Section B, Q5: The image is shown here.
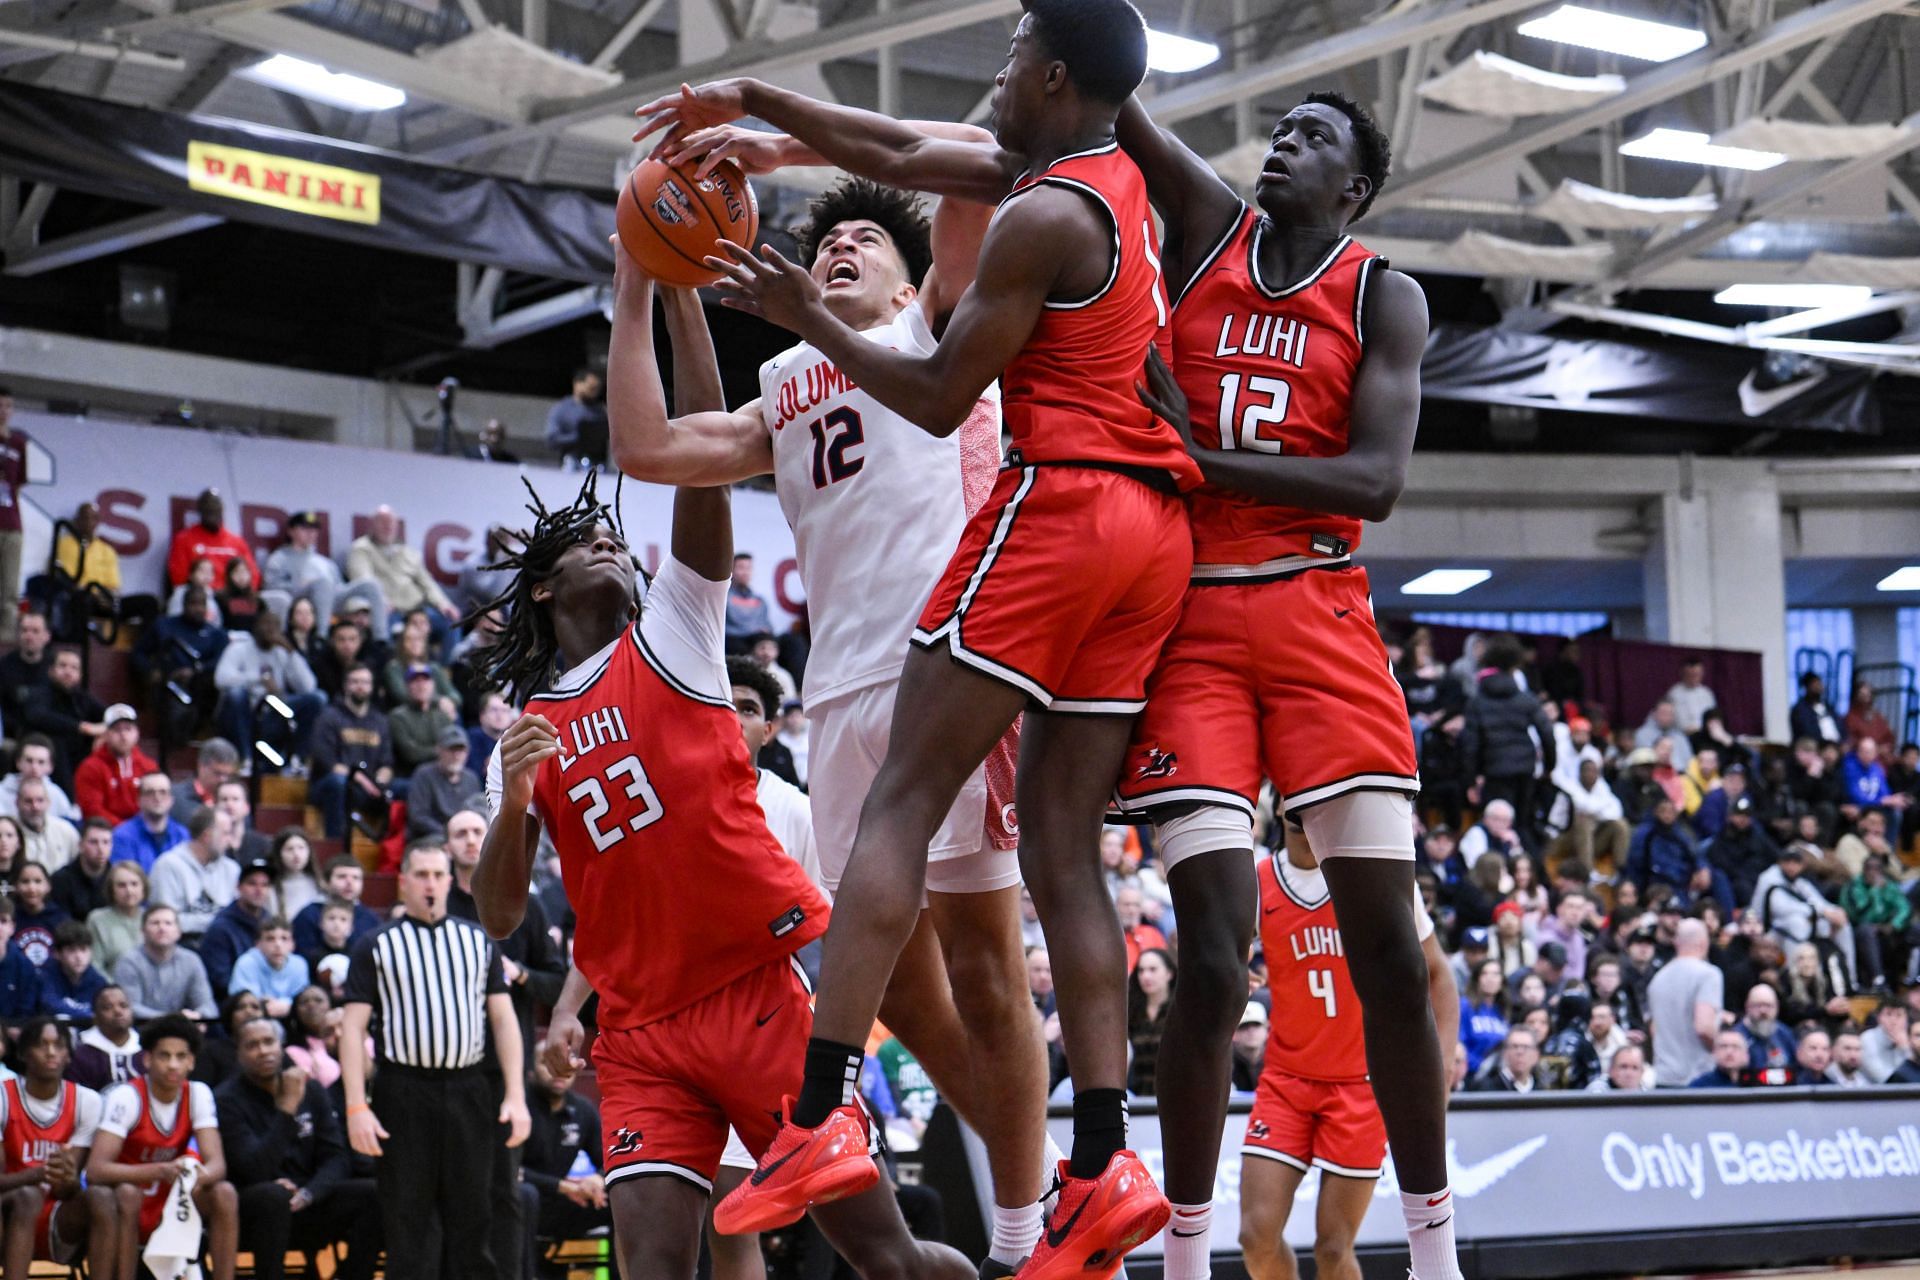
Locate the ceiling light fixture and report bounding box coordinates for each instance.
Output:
[1145,28,1221,74]
[1619,127,1785,170]
[240,54,406,112]
[1400,569,1493,596]
[1518,4,1707,62]
[1715,284,1875,308]
[1876,566,1920,592]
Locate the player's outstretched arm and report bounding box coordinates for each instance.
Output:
[706,189,1077,435]
[1115,96,1242,283]
[604,240,772,487]
[638,79,1018,205]
[1137,269,1427,521]
[475,714,558,939]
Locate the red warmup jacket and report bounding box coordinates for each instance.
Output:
[73,744,160,823]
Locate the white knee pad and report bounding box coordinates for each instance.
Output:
[1296,791,1415,863]
[1152,806,1255,872]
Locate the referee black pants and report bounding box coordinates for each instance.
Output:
[374,1065,498,1279]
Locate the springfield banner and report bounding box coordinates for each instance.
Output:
[13,414,806,625]
[960,1089,1920,1258]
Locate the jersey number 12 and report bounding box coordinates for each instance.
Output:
[1216,373,1291,453]
[566,754,664,852]
[809,407,865,489]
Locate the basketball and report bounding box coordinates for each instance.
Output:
[616,157,759,289]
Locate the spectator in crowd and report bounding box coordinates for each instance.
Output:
[1790,673,1843,746]
[313,623,370,701]
[22,646,107,789]
[382,610,459,713]
[169,739,239,826]
[228,917,310,1019]
[1116,886,1169,974]
[1418,823,1467,900]
[1534,889,1592,981]
[1860,997,1910,1082]
[1589,1042,1648,1093]
[1680,747,1723,817]
[166,488,257,589]
[36,919,108,1019]
[1417,713,1470,832]
[453,526,516,621]
[1489,900,1536,978]
[217,559,262,629]
[87,864,148,977]
[1125,947,1174,1098]
[0,392,28,645]
[1704,795,1780,907]
[1750,846,1849,961]
[283,597,325,674]
[347,507,459,644]
[1230,1000,1265,1091]
[389,667,459,778]
[1469,1027,1542,1092]
[1458,799,1523,866]
[1398,629,1464,745]
[1584,999,1632,1073]
[0,734,79,823]
[1688,1029,1751,1088]
[291,857,381,956]
[284,986,352,1088]
[1461,640,1555,840]
[0,611,53,736]
[212,781,269,865]
[271,829,323,922]
[195,990,263,1087]
[1027,945,1056,1019]
[467,418,520,465]
[1792,1028,1833,1085]
[169,557,225,625]
[1843,736,1902,816]
[776,698,810,788]
[1846,678,1896,756]
[17,777,79,872]
[199,859,277,999]
[52,817,115,920]
[1648,918,1724,1087]
[150,808,239,940]
[724,552,771,653]
[1691,708,1752,778]
[1736,983,1796,1071]
[70,984,144,1090]
[465,692,516,774]
[308,666,394,840]
[1835,808,1897,883]
[523,1041,611,1255]
[544,366,608,469]
[114,905,217,1022]
[1459,958,1511,1075]
[217,1016,380,1280]
[1634,700,1695,770]
[1692,760,1747,839]
[1547,757,1628,872]
[1826,1030,1871,1087]
[1664,658,1717,734]
[92,1014,239,1279]
[0,899,36,1018]
[1843,855,1915,990]
[307,902,354,997]
[744,632,799,704]
[214,611,325,768]
[13,863,68,968]
[137,587,227,743]
[72,704,156,827]
[1624,797,1725,912]
[1612,747,1665,825]
[1589,954,1644,1034]
[1789,737,1846,830]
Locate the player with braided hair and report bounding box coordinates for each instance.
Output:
[471,269,968,1280]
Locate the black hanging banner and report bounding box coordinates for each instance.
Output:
[0,81,619,282]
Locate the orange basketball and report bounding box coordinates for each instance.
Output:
[616,158,759,288]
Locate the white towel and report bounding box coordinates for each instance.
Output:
[142,1162,206,1280]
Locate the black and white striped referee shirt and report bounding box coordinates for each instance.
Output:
[344,913,505,1071]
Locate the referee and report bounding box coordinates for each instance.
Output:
[341,844,531,1279]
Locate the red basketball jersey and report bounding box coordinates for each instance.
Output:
[1258,852,1368,1084]
[998,143,1202,491]
[115,1078,195,1221]
[1173,208,1379,567]
[1,1079,76,1171]
[527,621,829,1031]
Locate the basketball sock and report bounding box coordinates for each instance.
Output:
[792,1038,864,1128]
[1162,1202,1213,1280]
[1067,1088,1128,1181]
[1400,1186,1466,1280]
[988,1201,1043,1266]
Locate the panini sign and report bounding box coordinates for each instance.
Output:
[186,141,380,225]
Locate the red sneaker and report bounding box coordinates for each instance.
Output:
[1018,1152,1169,1280]
[712,1099,878,1234]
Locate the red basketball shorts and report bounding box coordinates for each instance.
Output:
[593,955,813,1193]
[1243,1072,1387,1179]
[1113,564,1418,819]
[913,463,1192,715]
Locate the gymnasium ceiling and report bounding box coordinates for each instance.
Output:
[5,0,1920,372]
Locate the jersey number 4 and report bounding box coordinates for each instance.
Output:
[808,407,865,489]
[566,755,664,852]
[1307,967,1338,1018]
[1216,372,1291,453]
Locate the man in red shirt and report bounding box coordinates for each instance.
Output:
[72,707,158,824]
[165,490,257,590]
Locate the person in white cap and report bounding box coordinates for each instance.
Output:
[72,704,158,826]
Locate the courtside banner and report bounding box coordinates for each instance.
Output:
[13,414,807,627]
[960,1089,1920,1257]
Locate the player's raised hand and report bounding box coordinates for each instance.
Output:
[664,123,793,179]
[705,240,824,335]
[634,80,754,154]
[498,713,560,812]
[1136,345,1195,452]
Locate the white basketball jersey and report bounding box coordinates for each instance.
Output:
[758,301,1002,707]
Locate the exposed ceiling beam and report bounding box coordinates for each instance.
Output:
[166,43,253,112]
[422,0,1019,162]
[4,210,223,276]
[0,27,183,68]
[1142,0,1542,125]
[591,0,672,69]
[104,0,304,39]
[1742,290,1920,337]
[1373,0,1913,216]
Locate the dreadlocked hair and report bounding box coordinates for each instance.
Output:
[792,178,933,287]
[468,469,627,703]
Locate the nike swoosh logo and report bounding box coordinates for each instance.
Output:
[1426,1193,1451,1207]
[1262,903,1280,914]
[1334,608,1353,619]
[1449,1134,1549,1197]
[749,1142,803,1186]
[1424,1214,1453,1231]
[756,1007,781,1027]
[1045,1190,1093,1249]
[1170,1228,1206,1238]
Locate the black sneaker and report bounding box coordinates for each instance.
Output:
[978,1259,1021,1279]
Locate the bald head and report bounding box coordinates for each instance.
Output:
[1674,918,1710,957]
